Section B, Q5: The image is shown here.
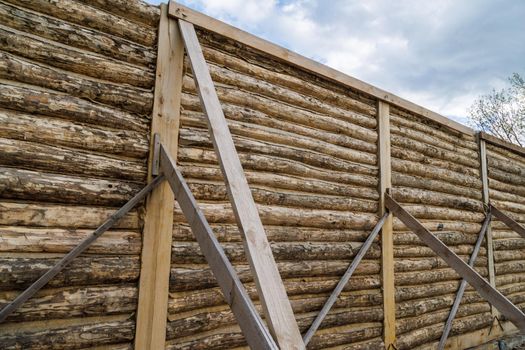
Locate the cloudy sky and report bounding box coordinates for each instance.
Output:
[146,0,525,125]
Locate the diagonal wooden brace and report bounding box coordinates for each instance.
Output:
[438,209,492,350]
[177,18,304,349]
[302,212,389,345]
[159,145,278,350]
[385,194,525,333]
[491,204,525,240]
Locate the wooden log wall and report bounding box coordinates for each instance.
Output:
[388,108,494,349]
[0,0,158,348]
[2,0,525,349]
[168,28,384,349]
[486,144,525,319]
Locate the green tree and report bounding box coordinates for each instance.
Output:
[469,73,525,146]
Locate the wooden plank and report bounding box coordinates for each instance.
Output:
[378,101,396,348]
[302,212,388,345]
[135,5,184,350]
[177,19,304,349]
[0,175,163,323]
[438,211,491,350]
[168,1,474,136]
[385,194,525,332]
[479,131,525,158]
[159,145,278,350]
[491,205,525,240]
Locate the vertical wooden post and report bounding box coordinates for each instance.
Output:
[479,138,497,316]
[378,101,395,348]
[135,4,184,350]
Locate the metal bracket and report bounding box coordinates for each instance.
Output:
[151,133,161,176]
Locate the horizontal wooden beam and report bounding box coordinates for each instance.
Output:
[491,205,525,240]
[479,131,525,158]
[168,1,474,136]
[302,212,388,345]
[438,211,492,350]
[159,145,278,350]
[385,194,525,332]
[0,175,164,323]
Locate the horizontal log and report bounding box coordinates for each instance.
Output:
[392,158,481,189]
[390,108,478,151]
[487,143,525,167]
[0,255,139,290]
[171,241,381,264]
[179,155,378,197]
[170,273,381,293]
[181,111,377,166]
[0,226,141,255]
[0,284,137,322]
[0,201,139,229]
[395,312,492,349]
[489,178,525,198]
[396,267,488,286]
[494,250,525,262]
[0,315,134,349]
[181,93,376,153]
[394,231,484,246]
[0,167,142,206]
[395,256,487,272]
[0,51,153,114]
[181,86,377,144]
[396,281,461,302]
[393,187,482,212]
[0,2,155,66]
[185,181,377,212]
[0,82,148,132]
[2,0,156,46]
[396,292,485,319]
[487,154,525,177]
[489,167,525,187]
[79,0,159,27]
[393,204,485,222]
[173,223,372,243]
[0,109,148,158]
[201,60,376,129]
[174,202,379,229]
[179,126,377,175]
[169,287,382,315]
[395,245,487,259]
[489,188,525,208]
[391,133,479,169]
[392,173,482,201]
[0,25,154,88]
[393,220,482,234]
[0,137,146,181]
[170,260,380,290]
[495,261,525,275]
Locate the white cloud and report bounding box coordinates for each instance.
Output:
[147,0,525,124]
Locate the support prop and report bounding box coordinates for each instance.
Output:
[491,205,525,240]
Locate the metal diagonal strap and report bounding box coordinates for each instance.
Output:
[491,204,525,240]
[0,175,165,323]
[302,212,389,345]
[159,145,278,350]
[438,209,492,350]
[385,193,525,332]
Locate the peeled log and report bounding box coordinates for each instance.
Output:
[0,316,135,350]
[0,226,141,255]
[0,25,154,88]
[0,51,153,114]
[393,186,482,212]
[170,260,380,290]
[0,201,139,229]
[1,0,156,46]
[179,126,377,175]
[181,93,376,153]
[392,173,482,201]
[395,267,488,286]
[173,202,379,229]
[200,44,377,117]
[71,0,159,27]
[0,3,155,67]
[173,223,372,243]
[181,111,377,166]
[171,241,381,264]
[0,167,142,206]
[0,137,146,181]
[0,255,139,290]
[0,109,148,158]
[185,181,377,212]
[0,82,148,132]
[0,284,137,323]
